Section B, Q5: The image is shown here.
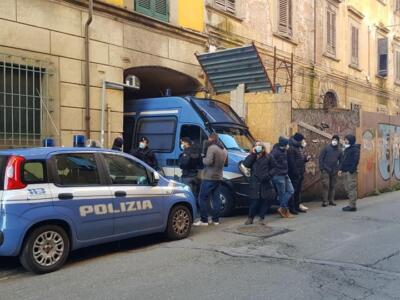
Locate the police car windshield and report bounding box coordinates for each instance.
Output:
[214,127,253,152]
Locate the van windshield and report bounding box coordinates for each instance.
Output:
[0,156,8,190]
[192,99,244,125]
[214,127,253,152]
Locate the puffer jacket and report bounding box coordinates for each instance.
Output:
[339,135,360,174]
[242,153,276,200]
[270,144,289,176]
[287,138,307,179]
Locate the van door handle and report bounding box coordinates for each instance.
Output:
[58,193,73,200]
[114,191,127,197]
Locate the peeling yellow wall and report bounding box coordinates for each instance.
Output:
[103,0,124,7]
[178,0,204,32]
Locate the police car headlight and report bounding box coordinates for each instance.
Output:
[183,185,192,192]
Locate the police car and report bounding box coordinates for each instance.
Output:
[0,147,196,274]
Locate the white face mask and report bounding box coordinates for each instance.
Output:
[301,140,307,147]
[344,144,350,149]
[332,140,338,146]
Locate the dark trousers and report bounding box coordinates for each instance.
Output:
[289,176,304,211]
[198,180,221,222]
[181,176,199,197]
[249,197,272,219]
[321,171,337,204]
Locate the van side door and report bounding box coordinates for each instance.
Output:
[49,152,114,241]
[101,153,165,235]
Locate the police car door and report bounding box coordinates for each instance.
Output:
[101,153,164,235]
[49,152,114,240]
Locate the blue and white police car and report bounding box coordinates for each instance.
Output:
[0,147,196,274]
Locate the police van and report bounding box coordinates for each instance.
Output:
[0,147,196,274]
[124,96,255,216]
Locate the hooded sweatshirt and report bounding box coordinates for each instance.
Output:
[339,134,360,174]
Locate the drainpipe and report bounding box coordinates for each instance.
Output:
[313,0,317,65]
[85,0,93,139]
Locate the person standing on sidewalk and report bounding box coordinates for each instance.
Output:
[287,133,310,214]
[243,141,277,225]
[194,133,228,226]
[319,135,342,207]
[271,136,295,218]
[179,137,202,196]
[339,134,360,212]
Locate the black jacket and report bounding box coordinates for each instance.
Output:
[287,139,307,179]
[270,144,289,176]
[339,144,360,174]
[243,153,276,200]
[319,144,342,174]
[131,147,158,169]
[179,147,202,178]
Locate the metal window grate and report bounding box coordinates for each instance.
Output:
[0,54,53,148]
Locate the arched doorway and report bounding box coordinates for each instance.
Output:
[323,91,338,109]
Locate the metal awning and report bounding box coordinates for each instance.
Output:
[196,44,274,94]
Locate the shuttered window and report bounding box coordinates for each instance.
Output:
[378,37,388,77]
[214,0,236,15]
[278,0,292,36]
[326,9,336,55]
[135,0,169,22]
[351,26,359,66]
[396,51,400,82]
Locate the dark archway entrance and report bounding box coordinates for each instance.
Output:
[323,91,338,109]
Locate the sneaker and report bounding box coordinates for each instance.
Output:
[193,220,209,226]
[299,204,309,211]
[277,207,286,218]
[284,209,295,218]
[329,202,337,206]
[342,206,357,212]
[244,218,254,225]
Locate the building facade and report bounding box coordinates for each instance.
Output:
[1,0,400,148]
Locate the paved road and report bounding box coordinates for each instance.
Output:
[1,192,400,300]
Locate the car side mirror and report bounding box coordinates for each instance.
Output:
[152,171,160,186]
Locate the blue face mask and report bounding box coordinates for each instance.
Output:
[255,145,263,153]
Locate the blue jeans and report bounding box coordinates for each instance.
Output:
[198,180,221,222]
[272,175,294,208]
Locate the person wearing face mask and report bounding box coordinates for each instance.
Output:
[319,135,342,207]
[270,136,295,218]
[287,133,310,214]
[131,136,158,169]
[243,141,277,225]
[179,137,202,196]
[338,134,360,212]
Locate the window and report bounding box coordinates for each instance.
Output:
[22,161,45,183]
[214,0,235,15]
[278,0,292,37]
[351,25,359,66]
[0,62,46,147]
[135,0,169,22]
[378,37,388,77]
[54,153,100,186]
[180,125,208,153]
[136,117,176,152]
[103,154,150,185]
[326,8,337,55]
[396,51,400,82]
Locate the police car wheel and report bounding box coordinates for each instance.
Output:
[166,205,192,240]
[19,225,70,274]
[209,185,235,217]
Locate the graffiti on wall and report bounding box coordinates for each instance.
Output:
[362,130,375,172]
[377,124,400,180]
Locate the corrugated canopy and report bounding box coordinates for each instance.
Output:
[196,44,274,94]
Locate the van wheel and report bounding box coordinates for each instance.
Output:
[208,185,235,217]
[166,205,193,240]
[19,225,70,274]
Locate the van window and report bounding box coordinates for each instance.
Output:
[0,156,7,190]
[103,154,150,185]
[180,125,208,152]
[22,161,45,184]
[54,153,100,186]
[136,117,176,152]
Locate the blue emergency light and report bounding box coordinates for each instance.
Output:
[42,138,55,147]
[73,135,86,147]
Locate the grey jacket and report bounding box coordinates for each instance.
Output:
[202,142,228,181]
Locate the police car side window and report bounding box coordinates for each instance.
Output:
[22,161,45,184]
[103,154,150,186]
[55,154,100,186]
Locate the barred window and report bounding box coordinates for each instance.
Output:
[0,61,46,147]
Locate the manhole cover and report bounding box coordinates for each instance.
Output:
[224,225,291,238]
